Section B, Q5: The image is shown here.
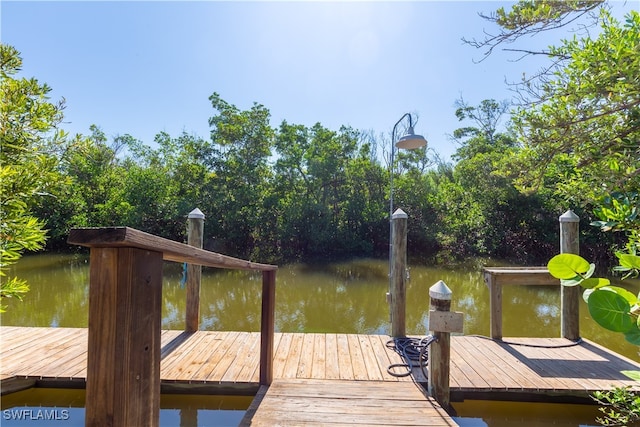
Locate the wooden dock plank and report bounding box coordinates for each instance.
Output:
[205,333,248,381]
[22,331,88,378]
[281,333,303,379]
[187,331,241,381]
[311,333,326,379]
[222,332,261,383]
[336,333,354,380]
[296,333,316,378]
[324,333,340,380]
[358,335,384,381]
[460,337,547,390]
[271,332,292,379]
[241,379,457,426]
[450,336,506,389]
[236,332,280,383]
[347,334,369,380]
[369,335,401,382]
[165,331,224,381]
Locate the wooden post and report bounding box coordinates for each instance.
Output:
[85,247,162,427]
[560,210,580,340]
[428,280,452,410]
[185,208,205,333]
[260,269,276,385]
[390,209,408,337]
[485,272,502,340]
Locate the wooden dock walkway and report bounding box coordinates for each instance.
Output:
[2,327,640,424]
[240,379,456,426]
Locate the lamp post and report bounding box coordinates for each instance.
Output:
[388,113,427,331]
[389,113,428,219]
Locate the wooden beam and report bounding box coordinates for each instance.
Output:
[85,247,162,427]
[68,227,276,271]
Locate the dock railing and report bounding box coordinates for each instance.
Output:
[483,210,581,340]
[68,226,277,427]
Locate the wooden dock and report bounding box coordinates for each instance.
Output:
[2,327,640,424]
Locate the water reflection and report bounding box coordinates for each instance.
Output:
[2,254,639,361]
[453,400,602,427]
[0,388,250,427]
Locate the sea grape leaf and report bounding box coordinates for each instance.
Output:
[620,370,640,381]
[623,326,640,346]
[601,286,640,306]
[580,277,610,289]
[548,254,592,280]
[561,277,583,287]
[587,290,634,333]
[617,253,640,269]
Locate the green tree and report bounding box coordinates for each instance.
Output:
[468,3,639,267]
[509,11,640,205]
[0,44,66,310]
[272,121,385,261]
[464,1,604,59]
[428,99,559,263]
[207,93,275,259]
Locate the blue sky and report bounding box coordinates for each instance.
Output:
[2,1,636,161]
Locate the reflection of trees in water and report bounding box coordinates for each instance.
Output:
[194,264,390,334]
[3,254,89,327]
[6,255,640,361]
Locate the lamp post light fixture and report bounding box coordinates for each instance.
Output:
[389,113,428,219]
[388,113,427,323]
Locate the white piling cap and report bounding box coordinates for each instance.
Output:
[429,280,452,300]
[188,208,205,219]
[559,210,579,223]
[392,208,408,219]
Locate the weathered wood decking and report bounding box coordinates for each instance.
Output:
[240,380,456,426]
[2,327,640,424]
[1,327,451,426]
[449,336,640,402]
[0,327,417,389]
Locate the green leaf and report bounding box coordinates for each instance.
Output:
[620,370,640,381]
[587,290,634,333]
[583,288,594,303]
[561,277,584,287]
[580,277,611,289]
[617,253,640,269]
[601,286,640,306]
[548,254,592,279]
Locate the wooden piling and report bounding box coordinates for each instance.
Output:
[390,209,408,338]
[428,280,455,410]
[186,208,205,333]
[560,210,580,340]
[260,269,276,385]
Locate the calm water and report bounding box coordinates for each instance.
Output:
[2,253,639,426]
[2,253,639,360]
[0,388,251,427]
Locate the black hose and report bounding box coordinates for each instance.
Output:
[386,335,435,379]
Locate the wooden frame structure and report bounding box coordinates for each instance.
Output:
[68,227,276,427]
[483,267,558,340]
